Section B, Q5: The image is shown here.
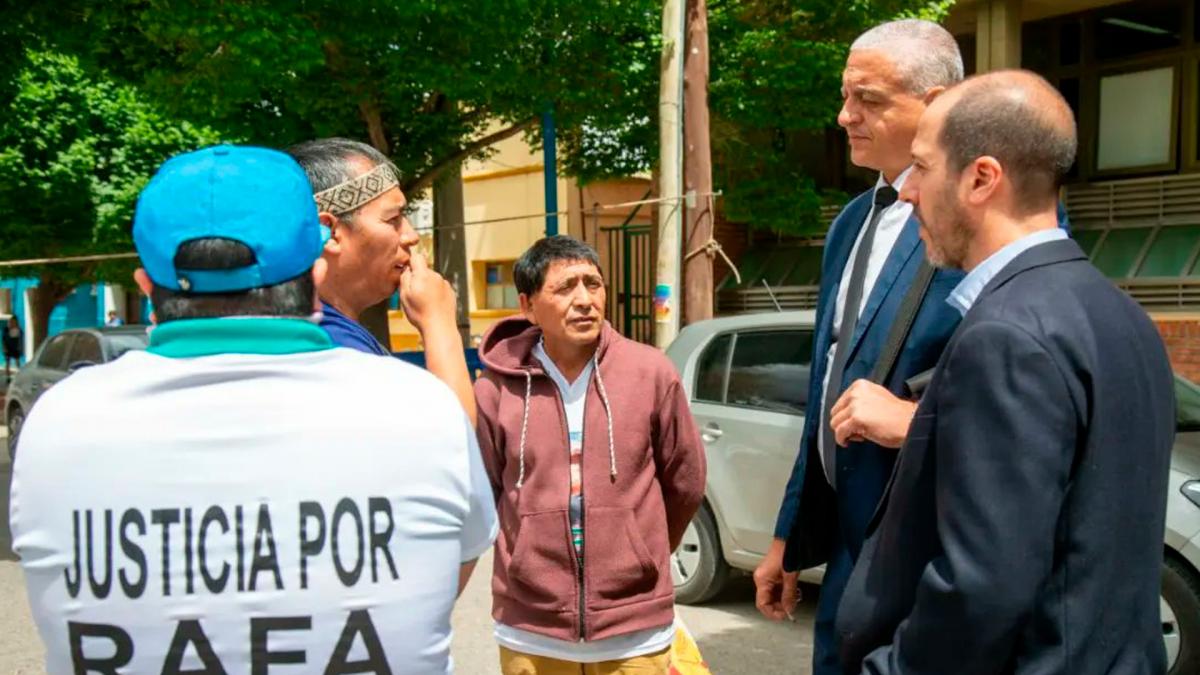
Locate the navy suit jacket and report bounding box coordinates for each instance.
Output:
[836,239,1175,674]
[775,192,1071,572]
[775,189,963,571]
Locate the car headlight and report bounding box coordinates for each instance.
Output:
[1184,480,1200,509]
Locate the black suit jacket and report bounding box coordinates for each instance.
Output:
[836,239,1175,674]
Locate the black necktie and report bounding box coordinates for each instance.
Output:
[821,185,899,488]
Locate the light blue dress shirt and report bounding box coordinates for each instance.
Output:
[947,228,1069,316]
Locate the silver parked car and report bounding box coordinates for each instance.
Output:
[6,326,150,459]
[666,310,1200,675]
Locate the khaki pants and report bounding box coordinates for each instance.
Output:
[498,646,671,675]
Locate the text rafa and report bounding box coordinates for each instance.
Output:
[70,611,394,674]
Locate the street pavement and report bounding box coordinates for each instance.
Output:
[0,428,815,674]
[1,431,44,675]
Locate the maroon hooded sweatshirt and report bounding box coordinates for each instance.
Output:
[474,317,706,643]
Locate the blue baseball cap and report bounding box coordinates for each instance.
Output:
[133,144,326,293]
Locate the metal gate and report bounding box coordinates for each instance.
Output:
[601,223,654,344]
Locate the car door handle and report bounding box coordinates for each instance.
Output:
[702,423,723,442]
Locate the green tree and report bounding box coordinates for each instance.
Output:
[0,50,223,346]
[710,0,955,235]
[43,0,661,194]
[2,0,963,335]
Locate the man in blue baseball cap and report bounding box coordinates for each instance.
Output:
[9,145,497,674]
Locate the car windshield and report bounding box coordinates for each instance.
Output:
[106,333,149,360]
[1176,375,1200,432]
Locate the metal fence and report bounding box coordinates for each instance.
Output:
[601,223,654,344]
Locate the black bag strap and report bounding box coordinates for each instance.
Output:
[869,260,936,386]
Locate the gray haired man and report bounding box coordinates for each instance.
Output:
[751,20,967,675]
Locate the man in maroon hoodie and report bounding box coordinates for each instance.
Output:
[475,235,707,674]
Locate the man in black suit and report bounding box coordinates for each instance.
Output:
[836,70,1176,675]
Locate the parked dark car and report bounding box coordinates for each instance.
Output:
[5,326,149,459]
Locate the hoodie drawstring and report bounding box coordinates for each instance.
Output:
[593,365,617,482]
[516,370,532,488]
[514,363,617,490]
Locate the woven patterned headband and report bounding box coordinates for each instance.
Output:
[313,162,400,216]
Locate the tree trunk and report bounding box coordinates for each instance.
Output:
[28,278,72,350]
[358,99,390,154]
[434,165,471,347]
[353,93,392,346]
[359,302,392,351]
[683,0,713,325]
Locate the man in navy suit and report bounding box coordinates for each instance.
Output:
[837,70,1175,675]
[753,19,968,675]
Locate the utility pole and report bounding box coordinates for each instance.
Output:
[655,0,685,349]
[683,0,713,325]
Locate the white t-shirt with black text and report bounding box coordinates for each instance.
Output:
[10,343,497,674]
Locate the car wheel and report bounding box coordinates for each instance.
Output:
[1163,554,1200,675]
[6,404,22,462]
[672,504,730,605]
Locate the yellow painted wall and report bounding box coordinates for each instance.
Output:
[461,129,571,341]
[392,126,568,350]
[463,169,558,298]
[388,308,523,351]
[392,123,651,351]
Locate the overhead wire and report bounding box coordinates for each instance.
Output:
[0,193,724,267]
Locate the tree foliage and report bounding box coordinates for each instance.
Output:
[0,49,222,343]
[710,0,956,235]
[41,0,662,195]
[0,0,965,326]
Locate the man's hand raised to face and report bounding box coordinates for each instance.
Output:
[829,379,918,449]
[398,251,458,335]
[398,251,476,425]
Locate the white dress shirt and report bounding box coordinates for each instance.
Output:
[818,168,914,476]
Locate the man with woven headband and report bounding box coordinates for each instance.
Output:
[288,138,474,419]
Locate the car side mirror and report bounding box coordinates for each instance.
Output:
[68,360,97,372]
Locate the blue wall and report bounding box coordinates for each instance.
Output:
[47,285,99,338]
[0,278,108,361]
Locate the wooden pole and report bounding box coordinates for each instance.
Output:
[655,0,685,349]
[683,0,713,325]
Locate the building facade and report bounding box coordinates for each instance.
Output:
[717,0,1200,381]
[387,127,653,350]
[0,280,143,362]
